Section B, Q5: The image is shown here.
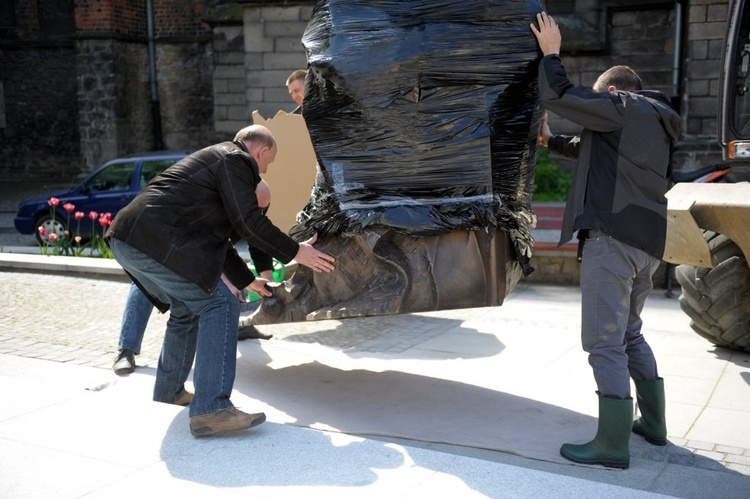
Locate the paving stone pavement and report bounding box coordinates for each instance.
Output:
[0,271,167,369]
[2,268,750,480]
[0,270,499,370]
[4,179,750,496]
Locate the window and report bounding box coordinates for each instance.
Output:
[732,3,750,136]
[140,160,177,188]
[86,162,136,193]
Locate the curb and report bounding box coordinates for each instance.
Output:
[0,250,300,282]
[1,247,578,285]
[0,252,127,279]
[1,245,577,285]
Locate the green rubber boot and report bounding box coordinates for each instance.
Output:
[632,378,667,446]
[560,395,632,469]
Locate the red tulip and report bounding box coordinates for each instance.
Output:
[63,203,75,213]
[74,211,85,221]
[49,233,58,241]
[88,211,98,221]
[75,236,82,244]
[37,226,46,235]
[48,197,60,207]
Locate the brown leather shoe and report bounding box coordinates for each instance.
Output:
[190,407,266,437]
[174,391,193,406]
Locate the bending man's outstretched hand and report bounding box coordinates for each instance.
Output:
[530,11,562,56]
[294,233,336,273]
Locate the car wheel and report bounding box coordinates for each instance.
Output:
[34,214,68,245]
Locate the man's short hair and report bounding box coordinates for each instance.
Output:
[594,65,643,92]
[286,69,307,86]
[233,125,275,149]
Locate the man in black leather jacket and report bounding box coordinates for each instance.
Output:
[532,12,681,468]
[107,124,335,437]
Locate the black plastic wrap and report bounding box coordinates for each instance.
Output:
[292,0,543,273]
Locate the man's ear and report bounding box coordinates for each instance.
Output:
[607,85,617,92]
[250,144,265,160]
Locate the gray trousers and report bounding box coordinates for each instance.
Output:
[580,230,660,399]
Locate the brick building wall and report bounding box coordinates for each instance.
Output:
[550,0,729,170]
[0,1,79,177]
[243,3,313,116]
[210,1,314,137]
[73,2,153,166]
[74,0,215,168]
[210,14,248,140]
[214,1,729,173]
[680,0,729,168]
[0,0,217,178]
[75,0,145,35]
[0,0,735,179]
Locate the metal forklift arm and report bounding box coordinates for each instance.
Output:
[664,182,750,267]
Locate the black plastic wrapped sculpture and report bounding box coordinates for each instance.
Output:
[250,0,543,324]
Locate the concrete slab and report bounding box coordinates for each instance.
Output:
[1,254,749,497]
[0,353,682,499]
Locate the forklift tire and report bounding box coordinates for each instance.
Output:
[675,231,750,353]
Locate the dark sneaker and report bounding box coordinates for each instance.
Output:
[237,324,273,341]
[113,349,136,376]
[190,407,266,437]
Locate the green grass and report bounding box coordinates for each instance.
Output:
[532,149,572,202]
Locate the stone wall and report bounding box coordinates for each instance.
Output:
[546,0,731,171]
[0,45,81,178]
[556,5,676,93]
[216,1,730,174]
[0,0,216,179]
[239,2,314,121]
[73,0,215,170]
[0,0,736,179]
[679,0,729,168]
[212,22,249,139]
[76,37,215,170]
[0,0,80,177]
[211,1,316,137]
[76,39,145,170]
[156,42,215,148]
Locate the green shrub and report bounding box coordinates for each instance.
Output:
[532,149,573,202]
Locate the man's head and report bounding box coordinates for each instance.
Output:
[286,69,307,107]
[593,65,643,93]
[234,125,277,174]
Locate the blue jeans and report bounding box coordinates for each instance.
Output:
[118,283,153,354]
[580,230,660,399]
[110,238,240,417]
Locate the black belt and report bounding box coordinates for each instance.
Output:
[576,229,589,263]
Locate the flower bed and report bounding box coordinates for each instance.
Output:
[38,197,113,258]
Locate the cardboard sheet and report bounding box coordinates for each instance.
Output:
[252,110,318,234]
